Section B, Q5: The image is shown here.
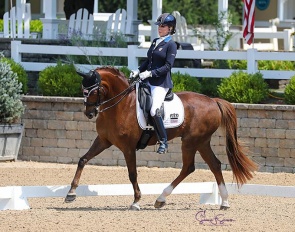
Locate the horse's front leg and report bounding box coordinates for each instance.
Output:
[65,136,111,203]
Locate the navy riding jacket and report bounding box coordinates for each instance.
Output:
[138,36,177,88]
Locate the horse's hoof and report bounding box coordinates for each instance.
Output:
[220,205,230,210]
[64,193,76,203]
[129,203,140,211]
[154,200,166,209]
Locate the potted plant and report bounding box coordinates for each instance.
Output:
[0,53,25,161]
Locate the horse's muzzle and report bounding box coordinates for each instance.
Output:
[84,107,98,119]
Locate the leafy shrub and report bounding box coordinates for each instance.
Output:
[0,19,3,32]
[214,60,295,71]
[118,66,131,79]
[200,78,221,97]
[38,62,82,97]
[0,61,25,123]
[212,60,230,69]
[30,20,43,33]
[0,57,28,94]
[218,71,269,103]
[284,76,295,104]
[0,19,43,34]
[226,60,247,69]
[258,60,295,71]
[172,72,201,92]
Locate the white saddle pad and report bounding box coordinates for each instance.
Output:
[136,83,184,129]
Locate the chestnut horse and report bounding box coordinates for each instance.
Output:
[65,67,257,210]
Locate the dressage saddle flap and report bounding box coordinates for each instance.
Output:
[138,82,152,119]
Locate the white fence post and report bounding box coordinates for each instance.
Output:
[11,40,22,63]
[127,45,139,70]
[246,48,258,74]
[283,28,293,51]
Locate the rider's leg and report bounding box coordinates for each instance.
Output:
[149,85,169,154]
[152,109,168,154]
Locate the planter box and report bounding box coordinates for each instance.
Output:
[0,124,24,161]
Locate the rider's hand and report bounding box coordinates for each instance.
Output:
[139,70,152,80]
[129,69,140,79]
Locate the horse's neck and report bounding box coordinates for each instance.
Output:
[100,71,135,107]
[103,79,129,96]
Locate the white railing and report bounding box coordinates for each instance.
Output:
[138,24,294,51]
[11,40,295,79]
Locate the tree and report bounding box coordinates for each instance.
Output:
[64,0,94,19]
[193,11,234,50]
[62,0,243,25]
[163,0,243,25]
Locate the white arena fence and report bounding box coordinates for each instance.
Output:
[11,41,295,80]
[1,182,295,210]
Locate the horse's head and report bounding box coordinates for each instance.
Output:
[78,69,102,119]
[77,67,132,119]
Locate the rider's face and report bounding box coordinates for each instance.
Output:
[158,24,170,37]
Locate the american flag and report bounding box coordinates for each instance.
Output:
[243,0,255,45]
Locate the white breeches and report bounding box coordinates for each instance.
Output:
[149,84,169,117]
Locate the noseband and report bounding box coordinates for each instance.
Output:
[83,82,101,107]
[79,69,137,115]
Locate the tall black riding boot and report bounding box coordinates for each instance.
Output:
[152,111,168,154]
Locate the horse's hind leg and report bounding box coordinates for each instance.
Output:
[198,141,230,210]
[154,141,196,208]
[65,136,111,203]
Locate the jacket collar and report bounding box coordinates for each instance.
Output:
[154,35,172,47]
[157,35,171,43]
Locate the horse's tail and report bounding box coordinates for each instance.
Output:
[214,98,258,185]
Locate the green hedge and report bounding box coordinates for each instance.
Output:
[284,76,295,104]
[218,71,269,104]
[38,62,82,97]
[172,72,201,93]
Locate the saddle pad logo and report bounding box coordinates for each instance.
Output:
[170,113,179,123]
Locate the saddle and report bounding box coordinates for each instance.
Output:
[138,82,174,122]
[136,82,174,150]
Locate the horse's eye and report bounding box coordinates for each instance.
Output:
[83,89,89,97]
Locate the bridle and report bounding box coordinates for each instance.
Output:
[80,70,138,116]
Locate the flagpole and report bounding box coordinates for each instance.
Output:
[252,16,255,49]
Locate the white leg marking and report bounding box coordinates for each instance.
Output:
[129,202,140,211]
[218,183,230,207]
[156,185,174,202]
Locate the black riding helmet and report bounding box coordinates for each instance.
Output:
[155,13,176,35]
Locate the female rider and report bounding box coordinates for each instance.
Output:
[130,13,177,154]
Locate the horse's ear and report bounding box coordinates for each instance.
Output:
[76,71,88,79]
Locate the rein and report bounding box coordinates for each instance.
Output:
[96,81,137,113]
